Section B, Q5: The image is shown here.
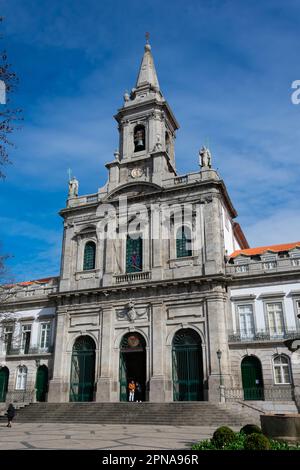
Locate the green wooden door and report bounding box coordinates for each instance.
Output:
[172,329,203,401]
[70,336,95,402]
[0,367,9,402]
[35,366,48,402]
[119,353,127,401]
[241,356,264,400]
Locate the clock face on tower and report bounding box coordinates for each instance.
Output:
[131,167,143,178]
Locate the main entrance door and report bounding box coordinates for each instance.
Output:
[119,333,146,401]
[0,367,9,402]
[36,365,48,402]
[70,336,96,402]
[241,356,264,400]
[172,329,203,401]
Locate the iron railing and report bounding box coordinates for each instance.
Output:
[224,386,294,401]
[6,345,53,356]
[228,330,300,343]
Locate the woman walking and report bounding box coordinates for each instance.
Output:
[6,403,16,428]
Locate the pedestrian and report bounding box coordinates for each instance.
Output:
[6,403,16,428]
[135,381,142,402]
[128,379,136,402]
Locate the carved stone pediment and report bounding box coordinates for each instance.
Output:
[107,182,161,200]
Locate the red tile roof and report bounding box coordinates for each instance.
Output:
[5,276,58,288]
[229,241,300,259]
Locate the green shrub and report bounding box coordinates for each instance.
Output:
[240,424,263,436]
[244,433,270,450]
[212,426,236,449]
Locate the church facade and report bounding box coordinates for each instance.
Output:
[1,41,300,410]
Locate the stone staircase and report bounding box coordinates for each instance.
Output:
[0,402,259,426]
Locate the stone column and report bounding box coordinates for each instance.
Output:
[48,308,69,402]
[203,196,224,275]
[149,302,166,402]
[96,306,113,402]
[206,292,231,403]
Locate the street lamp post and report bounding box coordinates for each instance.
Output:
[217,349,224,402]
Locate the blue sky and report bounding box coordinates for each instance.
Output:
[1,0,300,281]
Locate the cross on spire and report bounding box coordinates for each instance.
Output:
[145,32,150,44]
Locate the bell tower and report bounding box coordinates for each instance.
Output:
[106,38,179,191]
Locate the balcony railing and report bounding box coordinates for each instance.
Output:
[114,271,151,284]
[228,330,299,343]
[224,386,294,401]
[6,345,53,356]
[226,258,300,276]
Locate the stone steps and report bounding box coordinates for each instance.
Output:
[1,402,254,426]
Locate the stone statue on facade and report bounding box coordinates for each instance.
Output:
[199,146,212,168]
[127,300,137,322]
[68,177,79,198]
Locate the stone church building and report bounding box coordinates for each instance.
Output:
[1,41,300,411]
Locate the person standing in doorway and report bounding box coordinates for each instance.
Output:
[135,381,142,402]
[128,380,136,402]
[6,403,16,428]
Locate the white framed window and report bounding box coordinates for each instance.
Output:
[237,304,255,338]
[15,365,27,390]
[273,355,291,384]
[21,324,31,353]
[39,323,50,349]
[266,302,285,337]
[4,325,13,354]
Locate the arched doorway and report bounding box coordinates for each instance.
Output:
[35,365,48,402]
[0,367,9,402]
[241,356,264,400]
[119,333,146,401]
[70,336,96,402]
[172,329,204,401]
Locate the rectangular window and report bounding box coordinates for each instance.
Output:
[40,323,50,349]
[267,302,285,337]
[237,304,255,338]
[21,324,31,354]
[126,235,143,273]
[4,325,13,354]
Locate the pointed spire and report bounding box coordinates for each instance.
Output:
[136,35,160,90]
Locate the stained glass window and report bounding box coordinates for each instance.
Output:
[126,235,142,272]
[176,226,192,258]
[83,241,96,270]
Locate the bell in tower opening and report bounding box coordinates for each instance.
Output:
[134,125,146,152]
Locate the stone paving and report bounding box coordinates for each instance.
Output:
[0,423,240,450]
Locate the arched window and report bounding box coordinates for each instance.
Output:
[83,241,96,270]
[273,355,291,384]
[176,226,192,258]
[134,125,145,152]
[16,366,27,390]
[126,235,143,272]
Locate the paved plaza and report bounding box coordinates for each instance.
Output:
[0,423,240,450]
